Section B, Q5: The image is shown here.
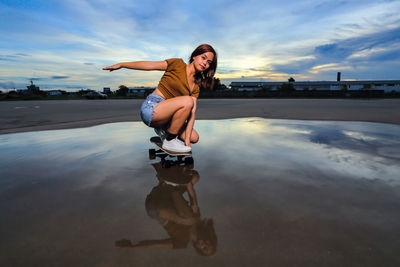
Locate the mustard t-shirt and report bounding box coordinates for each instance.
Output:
[157,58,200,99]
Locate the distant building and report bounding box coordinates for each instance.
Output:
[47,90,63,96]
[26,80,40,94]
[230,80,400,92]
[127,86,155,97]
[15,80,41,94]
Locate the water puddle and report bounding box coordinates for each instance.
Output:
[1,118,400,266]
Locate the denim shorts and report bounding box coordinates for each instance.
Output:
[140,94,165,126]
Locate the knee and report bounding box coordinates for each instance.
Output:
[181,96,194,110]
[191,132,199,144]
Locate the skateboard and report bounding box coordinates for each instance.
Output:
[149,136,193,167]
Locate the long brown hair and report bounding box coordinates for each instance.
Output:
[189,44,218,90]
[193,218,217,256]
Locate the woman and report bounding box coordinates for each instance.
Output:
[103,44,218,153]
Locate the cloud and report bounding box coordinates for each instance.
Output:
[0,56,17,61]
[318,27,400,61]
[0,81,18,89]
[15,53,31,57]
[51,76,70,80]
[1,0,400,89]
[0,53,31,61]
[263,26,400,80]
[315,44,352,61]
[309,63,353,75]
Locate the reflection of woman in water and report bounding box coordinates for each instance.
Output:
[116,162,217,256]
[103,44,218,154]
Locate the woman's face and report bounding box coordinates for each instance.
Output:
[192,52,214,72]
[194,239,215,256]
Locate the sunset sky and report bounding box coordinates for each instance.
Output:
[1,0,399,91]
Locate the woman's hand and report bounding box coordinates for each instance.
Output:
[191,204,200,216]
[115,239,134,247]
[102,63,122,72]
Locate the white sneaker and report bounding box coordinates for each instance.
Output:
[162,137,191,153]
[176,138,186,146]
[176,138,194,151]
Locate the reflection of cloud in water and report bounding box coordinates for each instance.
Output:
[0,122,155,189]
[1,118,399,188]
[1,122,151,161]
[196,118,400,185]
[342,130,378,141]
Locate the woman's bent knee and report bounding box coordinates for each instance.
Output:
[191,132,199,144]
[181,96,194,109]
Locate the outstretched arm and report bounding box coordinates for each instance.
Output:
[103,60,167,71]
[132,239,173,248]
[115,238,173,248]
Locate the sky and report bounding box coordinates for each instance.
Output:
[0,0,399,91]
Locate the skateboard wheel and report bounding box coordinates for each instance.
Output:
[149,149,156,160]
[162,161,171,168]
[184,157,194,165]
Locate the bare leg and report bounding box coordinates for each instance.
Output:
[151,96,194,134]
[171,191,195,218]
[179,127,199,144]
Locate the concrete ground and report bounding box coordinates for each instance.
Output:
[1,98,400,134]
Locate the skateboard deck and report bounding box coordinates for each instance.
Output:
[150,136,192,156]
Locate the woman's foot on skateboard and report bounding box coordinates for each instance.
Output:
[162,137,191,153]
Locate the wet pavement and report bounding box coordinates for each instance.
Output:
[1,118,400,266]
